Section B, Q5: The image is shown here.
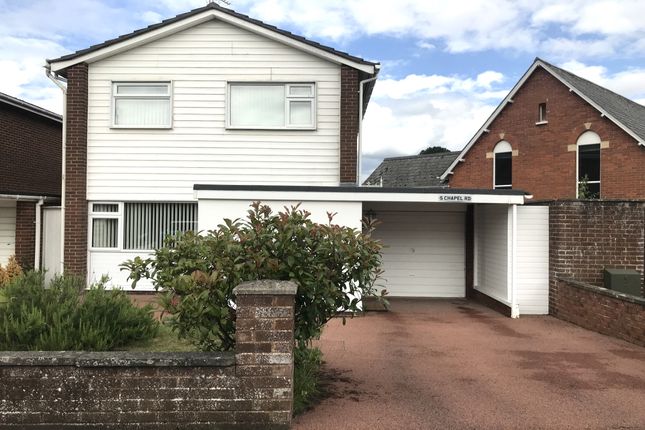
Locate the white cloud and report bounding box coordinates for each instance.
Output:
[559,60,645,102]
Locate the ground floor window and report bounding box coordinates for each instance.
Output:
[90,202,198,251]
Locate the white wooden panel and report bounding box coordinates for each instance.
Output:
[87,19,342,201]
[89,251,155,291]
[0,201,16,266]
[475,205,509,304]
[198,199,363,231]
[371,210,465,298]
[42,207,62,284]
[516,206,549,314]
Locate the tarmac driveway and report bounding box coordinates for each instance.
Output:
[293,299,645,430]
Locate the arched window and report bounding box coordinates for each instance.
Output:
[493,140,512,189]
[577,131,601,199]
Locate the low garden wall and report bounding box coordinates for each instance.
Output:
[0,280,296,429]
[552,277,645,347]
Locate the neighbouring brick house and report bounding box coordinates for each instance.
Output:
[441,58,645,200]
[0,92,62,269]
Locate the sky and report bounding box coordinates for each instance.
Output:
[2,0,645,180]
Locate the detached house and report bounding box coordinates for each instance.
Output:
[0,92,62,269]
[46,4,552,318]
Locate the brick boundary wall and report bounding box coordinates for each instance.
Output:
[340,65,359,184]
[547,200,645,300]
[552,277,645,347]
[13,201,36,269]
[0,280,297,429]
[64,62,89,278]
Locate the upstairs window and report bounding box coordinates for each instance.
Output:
[493,140,513,189]
[112,82,171,128]
[577,131,601,199]
[537,102,547,123]
[228,83,315,129]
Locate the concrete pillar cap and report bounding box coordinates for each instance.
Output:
[233,280,298,296]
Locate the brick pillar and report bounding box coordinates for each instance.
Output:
[340,65,359,185]
[233,280,297,428]
[64,63,88,278]
[14,201,36,269]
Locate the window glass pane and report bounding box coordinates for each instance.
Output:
[124,203,198,250]
[495,152,512,187]
[578,144,600,182]
[230,85,285,127]
[115,98,170,126]
[587,182,600,198]
[92,218,118,248]
[289,100,312,125]
[92,203,118,213]
[289,85,313,96]
[116,84,168,95]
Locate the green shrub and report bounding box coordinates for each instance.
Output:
[122,202,382,351]
[293,346,323,416]
[0,272,158,351]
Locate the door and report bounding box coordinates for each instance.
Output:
[372,210,466,297]
[0,200,16,266]
[42,207,62,283]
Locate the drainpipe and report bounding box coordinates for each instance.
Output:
[45,67,67,274]
[358,75,379,185]
[34,198,44,269]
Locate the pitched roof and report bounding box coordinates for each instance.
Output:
[0,92,62,123]
[540,59,645,143]
[364,151,460,188]
[47,3,378,73]
[440,58,645,180]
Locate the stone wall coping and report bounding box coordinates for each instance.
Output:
[557,276,645,306]
[0,351,235,367]
[529,199,645,205]
[234,280,298,296]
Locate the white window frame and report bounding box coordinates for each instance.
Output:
[88,202,123,251]
[226,82,316,130]
[536,102,548,125]
[111,82,173,129]
[493,140,513,190]
[576,131,601,198]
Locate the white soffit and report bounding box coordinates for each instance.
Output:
[48,9,377,74]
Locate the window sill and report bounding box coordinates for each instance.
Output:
[225,126,317,131]
[110,126,173,130]
[535,121,548,126]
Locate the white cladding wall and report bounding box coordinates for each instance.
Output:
[475,204,509,304]
[87,19,342,201]
[198,200,363,231]
[0,201,16,266]
[368,203,466,298]
[516,206,549,314]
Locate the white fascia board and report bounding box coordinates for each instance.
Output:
[49,9,376,75]
[194,189,525,205]
[439,61,543,181]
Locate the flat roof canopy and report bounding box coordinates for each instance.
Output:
[193,185,528,205]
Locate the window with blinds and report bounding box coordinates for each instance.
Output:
[124,203,198,250]
[112,82,171,128]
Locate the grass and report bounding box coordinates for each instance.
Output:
[121,322,198,352]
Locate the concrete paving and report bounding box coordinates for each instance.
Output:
[292,299,645,430]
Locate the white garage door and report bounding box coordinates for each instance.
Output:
[0,201,17,266]
[372,211,465,297]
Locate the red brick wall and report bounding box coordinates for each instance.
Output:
[64,63,89,278]
[450,67,645,200]
[551,278,645,347]
[14,201,36,269]
[340,65,359,184]
[0,103,61,196]
[547,200,645,298]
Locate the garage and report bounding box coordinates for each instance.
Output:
[194,184,549,317]
[367,203,466,297]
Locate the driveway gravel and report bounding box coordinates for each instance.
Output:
[292,299,645,430]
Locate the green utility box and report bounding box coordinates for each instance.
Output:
[603,268,642,297]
